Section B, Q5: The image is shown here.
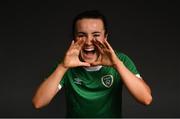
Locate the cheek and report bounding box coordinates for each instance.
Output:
[97,36,105,42]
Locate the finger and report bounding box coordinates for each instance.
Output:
[78,38,85,48]
[104,39,115,52]
[74,38,85,50]
[75,38,83,45]
[79,62,91,67]
[70,38,83,51]
[74,38,82,46]
[70,40,75,47]
[104,39,112,50]
[91,61,101,66]
[94,38,107,49]
[67,40,75,51]
[93,39,103,54]
[93,38,103,49]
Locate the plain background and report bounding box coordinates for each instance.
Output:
[0,0,179,117]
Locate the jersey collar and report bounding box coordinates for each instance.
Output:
[83,65,102,71]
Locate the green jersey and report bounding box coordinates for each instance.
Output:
[59,51,140,118]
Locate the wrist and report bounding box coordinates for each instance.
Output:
[113,59,123,69]
[58,63,69,71]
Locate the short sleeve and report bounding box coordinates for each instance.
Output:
[59,77,65,89]
[58,69,69,89]
[115,51,140,76]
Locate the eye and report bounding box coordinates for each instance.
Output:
[93,34,100,37]
[78,35,85,38]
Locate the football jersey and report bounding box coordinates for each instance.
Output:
[59,51,140,117]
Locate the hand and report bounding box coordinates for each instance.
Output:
[91,38,119,67]
[62,38,90,68]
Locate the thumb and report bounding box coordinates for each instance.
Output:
[79,62,91,67]
[91,61,101,66]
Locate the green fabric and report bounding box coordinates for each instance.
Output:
[59,51,139,118]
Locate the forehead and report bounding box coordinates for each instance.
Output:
[76,18,104,32]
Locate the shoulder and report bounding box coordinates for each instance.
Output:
[115,50,131,62]
[115,50,140,75]
[115,50,137,68]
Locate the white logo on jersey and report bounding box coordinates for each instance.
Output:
[74,78,83,85]
[101,75,113,88]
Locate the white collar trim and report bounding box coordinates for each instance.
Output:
[83,65,102,71]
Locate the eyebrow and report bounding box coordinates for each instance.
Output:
[92,32,101,34]
[77,32,86,34]
[77,31,101,34]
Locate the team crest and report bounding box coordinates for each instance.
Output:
[101,75,113,88]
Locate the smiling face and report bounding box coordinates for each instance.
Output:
[74,18,107,64]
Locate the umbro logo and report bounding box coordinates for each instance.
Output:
[73,78,83,85]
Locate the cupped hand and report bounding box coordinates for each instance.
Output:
[62,38,90,68]
[91,38,119,67]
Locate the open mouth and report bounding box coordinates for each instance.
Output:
[83,47,96,54]
[81,46,98,61]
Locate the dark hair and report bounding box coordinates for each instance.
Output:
[72,10,109,38]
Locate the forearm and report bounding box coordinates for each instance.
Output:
[32,63,68,109]
[114,59,152,105]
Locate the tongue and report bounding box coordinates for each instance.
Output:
[84,51,95,58]
[87,51,94,54]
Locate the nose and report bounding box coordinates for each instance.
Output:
[84,36,93,45]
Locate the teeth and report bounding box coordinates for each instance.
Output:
[84,48,95,51]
